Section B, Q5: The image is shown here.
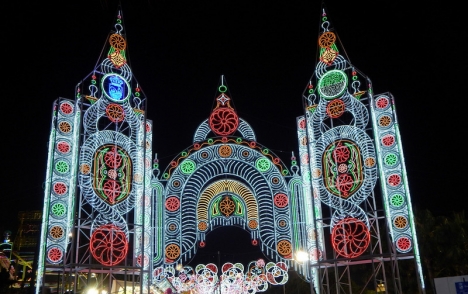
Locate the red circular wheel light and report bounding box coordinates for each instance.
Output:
[209,108,239,136]
[331,218,370,258]
[90,224,128,266]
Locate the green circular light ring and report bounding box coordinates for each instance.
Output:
[208,139,214,144]
[51,202,67,217]
[262,149,269,154]
[390,194,405,208]
[181,151,188,157]
[291,160,297,165]
[218,85,227,93]
[282,169,289,175]
[101,73,131,103]
[180,159,196,175]
[236,138,242,143]
[384,153,399,167]
[55,160,70,174]
[163,173,169,179]
[317,70,348,100]
[255,158,271,172]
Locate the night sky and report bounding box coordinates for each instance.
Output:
[2,0,465,248]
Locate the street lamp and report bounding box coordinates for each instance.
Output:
[295,250,317,294]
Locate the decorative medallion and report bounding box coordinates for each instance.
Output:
[93,145,132,205]
[90,224,128,266]
[101,74,130,103]
[331,217,370,258]
[209,108,239,136]
[318,70,348,100]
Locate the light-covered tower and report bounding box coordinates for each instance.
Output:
[298,7,425,294]
[38,10,153,294]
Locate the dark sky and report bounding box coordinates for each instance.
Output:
[2,0,465,239]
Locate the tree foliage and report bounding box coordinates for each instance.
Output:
[415,209,468,293]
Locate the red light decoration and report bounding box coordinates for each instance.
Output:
[57,141,71,154]
[103,180,122,203]
[387,174,402,187]
[333,142,350,163]
[331,218,370,258]
[381,134,395,147]
[274,193,289,208]
[375,96,389,109]
[60,102,74,115]
[47,247,63,263]
[104,147,122,168]
[90,224,128,266]
[209,108,239,136]
[165,196,180,212]
[298,118,306,130]
[53,182,67,195]
[336,174,354,197]
[396,236,412,252]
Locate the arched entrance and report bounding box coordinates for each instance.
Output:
[151,77,306,292]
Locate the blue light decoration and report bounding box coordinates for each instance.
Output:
[101,73,130,102]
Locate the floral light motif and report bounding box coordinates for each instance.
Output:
[90,224,128,266]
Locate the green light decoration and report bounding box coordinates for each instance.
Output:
[218,85,227,92]
[51,202,66,217]
[256,158,271,172]
[390,194,405,208]
[318,69,348,99]
[384,153,399,167]
[55,160,70,174]
[180,159,196,175]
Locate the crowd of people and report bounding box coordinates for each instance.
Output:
[0,263,32,294]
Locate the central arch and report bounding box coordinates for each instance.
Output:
[150,80,307,292]
[160,141,293,265]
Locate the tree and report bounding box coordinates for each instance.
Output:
[415,209,468,293]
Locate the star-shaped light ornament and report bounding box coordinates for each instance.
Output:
[217,93,230,105]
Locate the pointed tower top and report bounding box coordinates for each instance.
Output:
[209,75,239,136]
[76,6,146,114]
[304,5,372,110]
[315,6,351,72]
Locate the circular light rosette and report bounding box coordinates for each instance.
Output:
[395,234,413,253]
[59,101,74,116]
[331,217,370,258]
[90,224,128,266]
